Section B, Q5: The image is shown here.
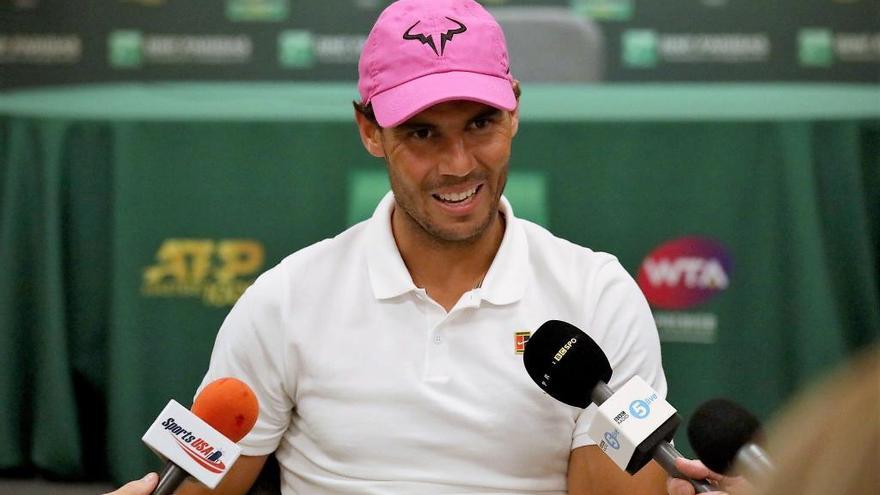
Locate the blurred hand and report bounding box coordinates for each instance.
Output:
[103,472,158,495]
[666,458,754,495]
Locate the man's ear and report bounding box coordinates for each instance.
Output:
[354,110,385,158]
[510,80,520,138]
[509,105,520,138]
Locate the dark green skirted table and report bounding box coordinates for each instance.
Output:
[1,83,878,483]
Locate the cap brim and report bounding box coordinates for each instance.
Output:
[370,71,516,128]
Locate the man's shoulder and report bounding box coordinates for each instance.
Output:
[283,220,369,268]
[517,218,619,269]
[244,221,370,299]
[512,217,638,301]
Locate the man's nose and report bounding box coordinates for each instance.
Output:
[437,136,475,177]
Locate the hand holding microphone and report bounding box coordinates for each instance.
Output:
[669,398,774,495]
[667,458,754,495]
[103,473,158,495]
[140,377,259,495]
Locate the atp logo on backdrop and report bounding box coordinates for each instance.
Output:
[142,239,265,307]
[637,236,732,310]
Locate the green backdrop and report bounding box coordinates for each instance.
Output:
[3,0,879,88]
[1,83,878,483]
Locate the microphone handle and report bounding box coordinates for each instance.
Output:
[152,460,190,495]
[589,381,615,405]
[736,443,775,482]
[654,442,715,493]
[591,382,714,493]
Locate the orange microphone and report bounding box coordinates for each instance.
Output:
[143,378,259,495]
[192,377,259,443]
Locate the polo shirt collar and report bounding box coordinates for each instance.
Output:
[366,191,529,306]
[366,192,416,300]
[479,196,529,306]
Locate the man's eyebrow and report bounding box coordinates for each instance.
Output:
[394,121,435,133]
[472,108,502,120]
[397,121,434,130]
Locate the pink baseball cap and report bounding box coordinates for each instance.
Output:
[358,0,516,128]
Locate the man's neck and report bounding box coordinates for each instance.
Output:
[391,208,505,312]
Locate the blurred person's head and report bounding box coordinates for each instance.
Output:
[745,346,880,495]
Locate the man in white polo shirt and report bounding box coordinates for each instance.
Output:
[173,0,672,494]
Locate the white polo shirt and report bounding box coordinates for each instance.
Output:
[199,192,666,494]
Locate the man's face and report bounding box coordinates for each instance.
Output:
[358,100,519,244]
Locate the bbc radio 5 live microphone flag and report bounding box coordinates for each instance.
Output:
[523,320,715,493]
[142,378,259,495]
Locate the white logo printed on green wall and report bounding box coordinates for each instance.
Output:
[279,30,316,68]
[622,30,658,67]
[798,29,833,67]
[109,30,143,68]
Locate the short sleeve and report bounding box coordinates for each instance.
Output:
[195,268,295,456]
[571,259,667,449]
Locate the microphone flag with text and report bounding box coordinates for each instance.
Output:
[141,377,259,495]
[523,320,714,493]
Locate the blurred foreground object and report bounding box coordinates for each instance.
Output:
[752,346,880,495]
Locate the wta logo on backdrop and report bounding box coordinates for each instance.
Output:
[637,236,732,344]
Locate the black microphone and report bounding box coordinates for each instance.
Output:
[523,320,714,493]
[688,398,775,482]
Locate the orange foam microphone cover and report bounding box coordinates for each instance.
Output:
[191,377,259,443]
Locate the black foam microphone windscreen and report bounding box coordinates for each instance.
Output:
[522,320,612,408]
[687,398,762,474]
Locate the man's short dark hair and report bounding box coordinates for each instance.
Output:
[352,100,379,126]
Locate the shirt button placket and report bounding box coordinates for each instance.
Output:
[424,304,450,382]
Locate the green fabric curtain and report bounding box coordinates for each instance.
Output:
[1,84,877,483]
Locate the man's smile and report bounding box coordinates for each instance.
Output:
[433,184,482,204]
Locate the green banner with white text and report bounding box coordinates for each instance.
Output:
[1,0,878,89]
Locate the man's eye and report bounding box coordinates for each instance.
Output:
[411,128,432,139]
[472,118,492,129]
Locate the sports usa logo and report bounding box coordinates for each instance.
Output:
[162,418,226,473]
[637,236,732,310]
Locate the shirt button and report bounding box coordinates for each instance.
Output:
[434,335,442,345]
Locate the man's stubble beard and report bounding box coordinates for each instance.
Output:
[386,160,508,247]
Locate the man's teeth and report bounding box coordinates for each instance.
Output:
[436,186,478,203]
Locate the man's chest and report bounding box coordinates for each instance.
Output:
[284,298,581,472]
